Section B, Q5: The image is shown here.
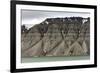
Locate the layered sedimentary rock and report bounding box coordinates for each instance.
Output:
[21,17,90,57]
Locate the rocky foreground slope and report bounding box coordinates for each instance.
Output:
[21,17,90,57]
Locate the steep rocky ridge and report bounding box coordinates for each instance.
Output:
[21,17,90,57]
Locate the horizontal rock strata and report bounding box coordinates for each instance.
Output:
[21,17,90,57]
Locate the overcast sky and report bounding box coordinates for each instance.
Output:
[21,10,90,29]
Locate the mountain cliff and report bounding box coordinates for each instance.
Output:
[21,17,90,57]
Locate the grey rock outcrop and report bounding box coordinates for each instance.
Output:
[21,17,90,57]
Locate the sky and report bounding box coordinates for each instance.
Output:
[21,10,90,29]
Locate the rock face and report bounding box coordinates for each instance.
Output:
[21,17,90,57]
